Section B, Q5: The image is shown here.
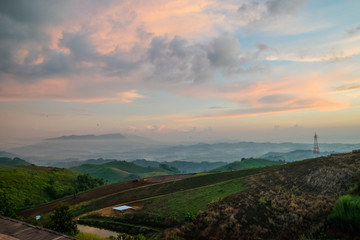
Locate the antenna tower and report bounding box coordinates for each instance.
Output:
[313,133,320,154]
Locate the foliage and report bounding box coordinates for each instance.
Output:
[328,194,360,233]
[0,165,104,210]
[0,189,16,217]
[0,165,78,209]
[46,202,79,236]
[76,173,105,192]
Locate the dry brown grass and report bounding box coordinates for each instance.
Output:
[179,153,360,240]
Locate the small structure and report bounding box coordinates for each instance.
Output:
[113,205,133,211]
[313,133,320,154]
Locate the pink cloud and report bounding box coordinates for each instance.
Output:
[129,126,137,130]
[114,90,144,104]
[145,125,166,131]
[179,98,348,122]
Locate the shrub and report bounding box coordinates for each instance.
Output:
[46,202,79,236]
[328,194,360,233]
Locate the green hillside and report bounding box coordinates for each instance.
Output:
[0,165,103,211]
[133,159,227,173]
[71,160,180,183]
[18,153,360,239]
[212,158,283,171]
[0,157,31,166]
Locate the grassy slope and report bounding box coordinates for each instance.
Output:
[212,158,282,171]
[71,161,179,183]
[0,165,78,209]
[72,166,276,217]
[138,177,245,221]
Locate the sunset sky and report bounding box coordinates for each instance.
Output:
[1,0,360,148]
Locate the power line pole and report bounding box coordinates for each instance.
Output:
[313,133,320,154]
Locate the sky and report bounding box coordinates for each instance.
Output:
[0,0,360,148]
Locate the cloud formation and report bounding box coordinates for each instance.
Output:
[0,0,358,119]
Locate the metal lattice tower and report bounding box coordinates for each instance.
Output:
[313,133,320,154]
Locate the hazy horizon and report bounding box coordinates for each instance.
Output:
[2,126,360,152]
[1,1,359,149]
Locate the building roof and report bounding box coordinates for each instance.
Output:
[112,205,133,211]
[0,216,77,240]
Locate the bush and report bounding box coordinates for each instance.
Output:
[46,202,79,236]
[328,194,360,233]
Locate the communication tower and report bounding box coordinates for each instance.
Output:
[313,133,320,154]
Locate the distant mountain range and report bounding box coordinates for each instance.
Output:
[47,133,126,140]
[5,133,360,165]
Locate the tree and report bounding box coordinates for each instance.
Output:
[0,190,16,218]
[47,202,78,236]
[76,174,104,192]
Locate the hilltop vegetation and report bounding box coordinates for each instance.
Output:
[71,160,180,183]
[212,158,283,171]
[0,164,104,211]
